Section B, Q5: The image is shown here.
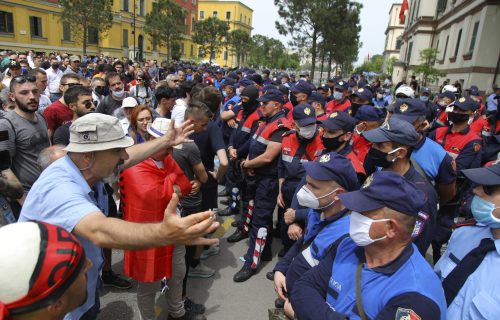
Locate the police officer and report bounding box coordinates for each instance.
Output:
[372,87,387,109]
[273,152,358,314]
[429,96,482,262]
[435,163,500,319]
[325,80,351,115]
[277,104,324,256]
[391,98,457,205]
[352,105,385,163]
[419,87,440,123]
[433,91,457,129]
[291,171,447,320]
[233,89,291,282]
[349,87,374,117]
[363,117,439,254]
[290,80,312,106]
[219,79,241,146]
[308,92,327,121]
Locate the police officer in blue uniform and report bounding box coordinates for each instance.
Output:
[435,163,500,319]
[233,89,291,282]
[219,79,241,146]
[273,152,358,311]
[419,87,440,123]
[363,117,439,254]
[291,171,447,320]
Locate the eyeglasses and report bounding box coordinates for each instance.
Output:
[137,78,143,81]
[12,75,36,84]
[82,101,94,109]
[61,83,81,87]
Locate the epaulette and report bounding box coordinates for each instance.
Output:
[452,218,477,229]
[277,119,285,128]
[282,129,296,137]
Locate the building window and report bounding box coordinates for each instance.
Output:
[191,17,195,32]
[213,11,218,18]
[240,13,242,21]
[407,42,413,63]
[123,0,129,12]
[396,39,402,50]
[437,0,447,14]
[123,29,128,47]
[226,11,231,20]
[181,43,185,55]
[62,22,71,41]
[139,0,145,16]
[443,35,449,60]
[453,29,462,58]
[192,0,197,5]
[88,27,98,44]
[248,18,251,25]
[30,16,43,37]
[200,11,204,19]
[0,11,14,33]
[190,44,194,57]
[468,21,479,53]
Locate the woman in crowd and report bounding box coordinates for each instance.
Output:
[128,105,153,144]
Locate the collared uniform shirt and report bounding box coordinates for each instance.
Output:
[435,225,500,320]
[19,155,108,320]
[45,67,64,94]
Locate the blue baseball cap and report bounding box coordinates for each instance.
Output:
[290,80,312,96]
[438,91,456,100]
[462,163,500,186]
[303,152,359,191]
[292,103,317,126]
[420,87,431,94]
[257,89,285,104]
[450,96,480,111]
[351,87,373,101]
[339,171,426,216]
[236,78,254,87]
[320,111,356,132]
[362,117,420,147]
[278,84,290,95]
[309,92,326,106]
[392,98,427,124]
[354,105,384,122]
[334,80,348,91]
[222,78,237,88]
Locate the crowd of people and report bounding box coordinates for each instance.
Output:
[0,49,499,320]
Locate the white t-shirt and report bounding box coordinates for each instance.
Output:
[171,99,188,126]
[38,94,51,114]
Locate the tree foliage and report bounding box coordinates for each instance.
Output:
[59,0,113,55]
[227,29,252,67]
[386,56,397,76]
[354,54,384,74]
[144,0,187,62]
[192,17,229,63]
[247,35,300,70]
[412,48,446,86]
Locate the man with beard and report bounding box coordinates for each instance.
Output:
[0,75,49,198]
[19,113,220,320]
[349,87,373,117]
[96,72,130,116]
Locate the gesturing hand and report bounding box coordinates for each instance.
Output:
[165,119,195,148]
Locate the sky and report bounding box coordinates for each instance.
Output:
[238,0,397,66]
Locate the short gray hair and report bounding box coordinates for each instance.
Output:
[37,145,67,171]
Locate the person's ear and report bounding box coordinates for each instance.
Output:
[46,296,65,314]
[343,132,352,141]
[385,219,398,239]
[9,91,15,103]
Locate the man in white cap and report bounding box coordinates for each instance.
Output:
[0,221,92,320]
[19,113,219,320]
[115,96,138,134]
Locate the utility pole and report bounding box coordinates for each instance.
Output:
[133,0,136,62]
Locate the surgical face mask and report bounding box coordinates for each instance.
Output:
[297,186,339,210]
[354,123,365,135]
[367,147,403,168]
[376,93,383,100]
[349,211,390,247]
[298,124,317,139]
[113,89,125,98]
[222,91,228,98]
[471,195,500,228]
[438,100,448,107]
[333,91,343,101]
[420,96,429,102]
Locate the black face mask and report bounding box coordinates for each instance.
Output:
[367,147,393,168]
[51,63,59,69]
[350,102,363,117]
[242,99,258,110]
[322,134,345,151]
[94,86,109,96]
[447,112,470,124]
[290,93,299,107]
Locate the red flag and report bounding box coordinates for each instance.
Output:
[400,0,409,24]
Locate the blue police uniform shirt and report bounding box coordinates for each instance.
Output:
[486,93,498,112]
[292,239,447,320]
[435,225,500,320]
[412,136,456,185]
[19,155,108,320]
[221,95,241,140]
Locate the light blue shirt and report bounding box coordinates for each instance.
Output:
[19,155,109,320]
[486,93,498,112]
[435,225,500,320]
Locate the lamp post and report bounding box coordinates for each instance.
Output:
[133,0,136,62]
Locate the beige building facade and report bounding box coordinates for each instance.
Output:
[382,4,404,73]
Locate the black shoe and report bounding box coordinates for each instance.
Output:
[219,198,230,206]
[278,247,287,258]
[168,310,206,320]
[261,252,273,262]
[218,189,229,197]
[227,229,248,243]
[102,270,132,289]
[233,265,256,282]
[184,297,205,314]
[273,227,281,239]
[218,206,238,217]
[275,298,285,309]
[266,271,274,281]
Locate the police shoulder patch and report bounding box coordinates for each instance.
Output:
[395,307,421,320]
[459,97,466,103]
[399,103,409,112]
[319,153,331,163]
[304,107,311,115]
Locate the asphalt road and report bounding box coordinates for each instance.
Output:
[98,200,280,320]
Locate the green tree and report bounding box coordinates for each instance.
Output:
[354,54,384,74]
[59,0,113,55]
[386,56,396,76]
[412,48,446,86]
[227,29,252,67]
[144,0,187,62]
[247,34,298,69]
[192,17,229,63]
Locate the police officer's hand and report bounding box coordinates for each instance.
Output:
[227,119,237,128]
[229,148,238,160]
[284,299,295,319]
[277,191,285,208]
[288,223,303,241]
[162,193,220,246]
[274,271,288,301]
[284,208,296,225]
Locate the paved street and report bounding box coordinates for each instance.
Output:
[98,200,280,320]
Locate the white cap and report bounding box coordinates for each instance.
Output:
[147,118,172,138]
[442,84,458,93]
[122,97,139,108]
[395,85,415,98]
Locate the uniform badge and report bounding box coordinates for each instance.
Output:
[319,154,330,163]
[330,112,338,118]
[338,81,344,86]
[459,97,466,103]
[412,212,429,238]
[399,103,409,112]
[395,307,421,320]
[362,174,373,189]
[473,143,481,153]
[79,131,97,142]
[304,107,311,115]
[348,109,352,115]
[358,88,364,93]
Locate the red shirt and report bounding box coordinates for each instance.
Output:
[43,100,73,132]
[325,98,352,115]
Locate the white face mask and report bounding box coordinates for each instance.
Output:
[113,89,125,98]
[298,124,317,139]
[354,124,364,135]
[297,186,339,210]
[349,211,390,246]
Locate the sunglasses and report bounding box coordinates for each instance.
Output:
[172,80,179,83]
[137,78,144,81]
[12,75,36,84]
[62,83,81,87]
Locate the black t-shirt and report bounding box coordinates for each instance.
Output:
[53,122,71,146]
[192,120,225,172]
